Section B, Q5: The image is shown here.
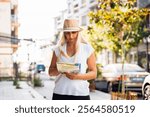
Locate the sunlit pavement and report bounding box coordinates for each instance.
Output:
[0,81,45,100]
[0,79,111,100]
[0,72,118,100]
[0,73,142,100]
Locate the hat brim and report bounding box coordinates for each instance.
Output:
[61,27,83,32]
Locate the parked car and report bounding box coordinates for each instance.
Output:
[142,75,150,100]
[95,63,149,93]
[36,64,45,73]
[29,63,45,73]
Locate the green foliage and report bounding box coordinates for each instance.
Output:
[96,63,103,78]
[33,78,43,87]
[13,79,18,86]
[16,83,21,89]
[13,79,21,89]
[88,0,150,60]
[88,0,150,93]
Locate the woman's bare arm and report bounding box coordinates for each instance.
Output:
[48,52,60,76]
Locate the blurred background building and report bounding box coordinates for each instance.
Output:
[0,0,19,78]
[53,0,150,71]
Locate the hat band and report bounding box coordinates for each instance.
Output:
[63,27,81,31]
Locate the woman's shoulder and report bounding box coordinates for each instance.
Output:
[80,43,93,50]
[51,45,61,57]
[52,45,64,51]
[80,43,94,57]
[52,45,59,50]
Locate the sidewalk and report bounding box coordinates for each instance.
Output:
[0,81,45,100]
[90,90,111,100]
[0,80,111,100]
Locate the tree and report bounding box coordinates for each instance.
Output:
[88,0,150,62]
[88,0,150,93]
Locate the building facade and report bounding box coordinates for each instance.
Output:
[130,0,150,71]
[0,0,19,78]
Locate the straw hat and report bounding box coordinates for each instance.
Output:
[62,19,83,32]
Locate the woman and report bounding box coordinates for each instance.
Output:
[49,19,97,100]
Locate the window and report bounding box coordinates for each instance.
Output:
[68,3,71,14]
[73,3,79,13]
[147,14,150,28]
[81,0,86,8]
[74,4,79,8]
[81,0,86,4]
[90,0,94,3]
[81,15,87,26]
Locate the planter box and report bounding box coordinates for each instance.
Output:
[111,92,138,100]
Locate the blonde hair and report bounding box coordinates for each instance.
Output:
[56,31,89,62]
[59,31,88,44]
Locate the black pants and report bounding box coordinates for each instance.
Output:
[52,93,90,100]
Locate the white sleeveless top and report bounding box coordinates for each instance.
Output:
[53,43,94,96]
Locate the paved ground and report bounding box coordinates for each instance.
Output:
[0,81,45,100]
[34,78,111,100]
[0,80,111,100]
